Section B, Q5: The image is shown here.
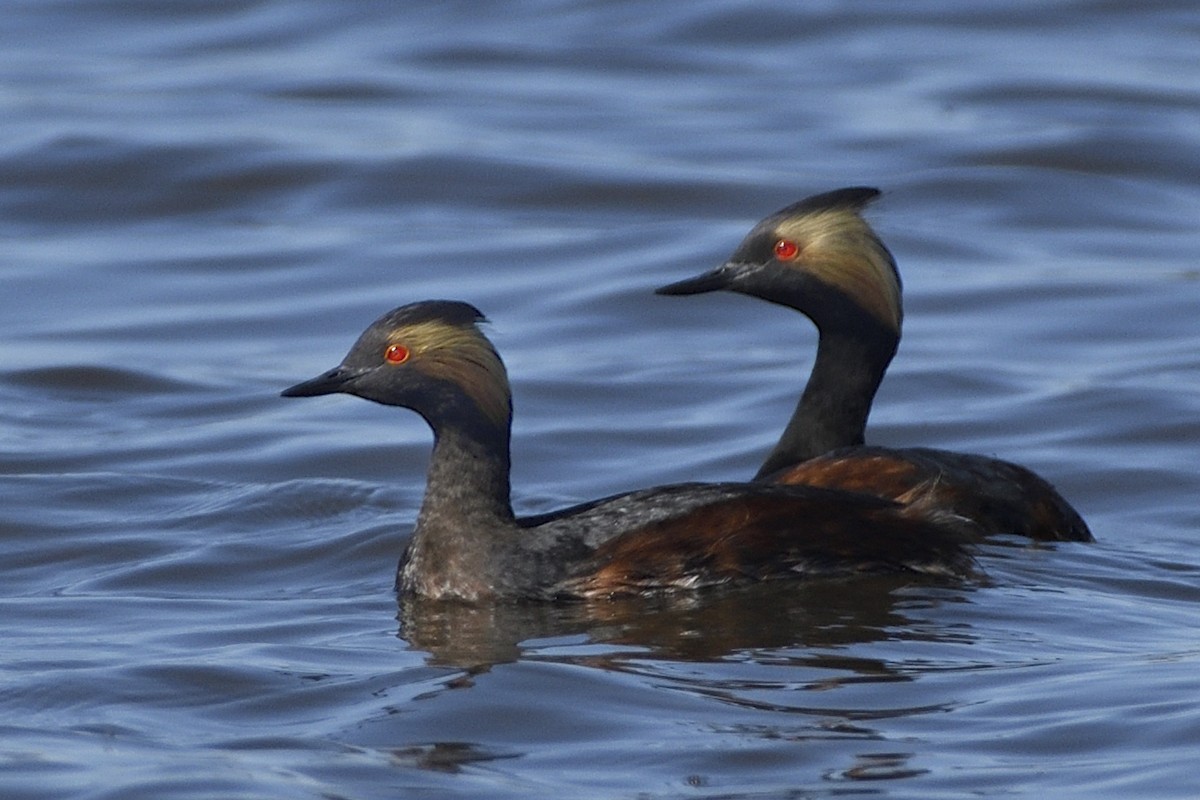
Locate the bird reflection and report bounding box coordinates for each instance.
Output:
[397,574,968,672]
[389,579,974,781]
[388,741,519,774]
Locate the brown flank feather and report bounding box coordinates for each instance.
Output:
[563,489,974,598]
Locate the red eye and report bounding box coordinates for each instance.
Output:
[773,238,800,261]
[384,344,410,364]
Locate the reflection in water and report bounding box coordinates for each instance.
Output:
[398,574,972,669]
[834,751,928,782]
[391,578,974,783]
[397,594,590,669]
[390,741,520,774]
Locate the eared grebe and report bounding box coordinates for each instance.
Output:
[282,300,977,601]
[656,188,1091,543]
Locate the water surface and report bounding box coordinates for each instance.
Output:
[2,1,1200,798]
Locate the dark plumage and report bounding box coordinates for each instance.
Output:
[282,300,978,602]
[656,187,1091,543]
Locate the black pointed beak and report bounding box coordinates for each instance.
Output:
[655,262,745,296]
[281,365,367,398]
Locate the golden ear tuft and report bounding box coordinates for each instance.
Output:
[775,209,902,332]
[393,320,512,428]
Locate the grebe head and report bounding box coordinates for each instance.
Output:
[281,300,511,430]
[657,187,902,335]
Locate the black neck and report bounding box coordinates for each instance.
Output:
[755,322,896,479]
[400,414,517,598]
[419,420,515,529]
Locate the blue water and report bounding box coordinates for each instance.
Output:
[3,1,1200,797]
